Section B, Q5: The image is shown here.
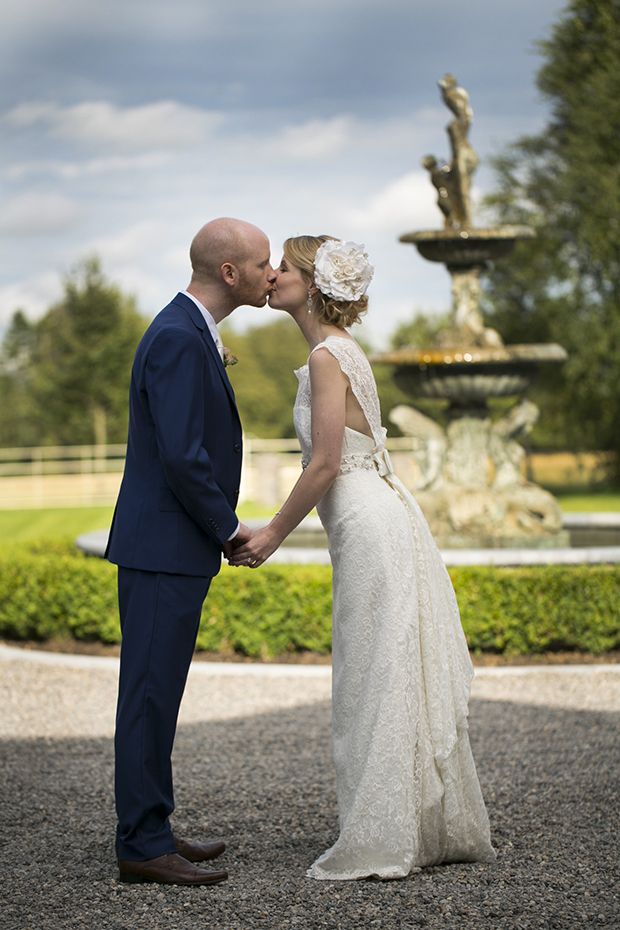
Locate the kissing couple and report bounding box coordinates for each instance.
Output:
[106,217,495,886]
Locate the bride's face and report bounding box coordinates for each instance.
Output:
[268,256,309,312]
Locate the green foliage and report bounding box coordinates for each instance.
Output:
[195,565,333,656]
[219,318,309,438]
[453,564,620,656]
[0,257,149,447]
[1,542,619,658]
[0,542,120,643]
[370,313,456,434]
[391,312,452,349]
[0,311,42,447]
[371,363,418,437]
[220,316,411,438]
[482,0,620,469]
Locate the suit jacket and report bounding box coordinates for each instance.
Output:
[106,292,242,577]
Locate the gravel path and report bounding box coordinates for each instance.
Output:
[1,648,619,929]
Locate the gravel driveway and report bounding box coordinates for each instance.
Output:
[1,647,619,929]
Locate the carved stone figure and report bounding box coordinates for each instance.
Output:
[421,156,460,229]
[422,75,479,229]
[389,405,446,490]
[390,399,566,547]
[489,399,539,490]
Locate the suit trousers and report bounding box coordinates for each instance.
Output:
[114,566,211,861]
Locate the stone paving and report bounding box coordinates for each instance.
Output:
[1,647,619,929]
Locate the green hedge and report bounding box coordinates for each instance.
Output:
[0,540,619,657]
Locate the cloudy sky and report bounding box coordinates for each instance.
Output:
[1,0,566,347]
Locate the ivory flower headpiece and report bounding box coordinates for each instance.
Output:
[313,240,374,302]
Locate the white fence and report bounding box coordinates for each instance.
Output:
[0,441,602,510]
[0,439,422,509]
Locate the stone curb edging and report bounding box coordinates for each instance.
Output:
[76,530,620,565]
[1,644,619,678]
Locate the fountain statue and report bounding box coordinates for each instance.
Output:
[371,75,569,548]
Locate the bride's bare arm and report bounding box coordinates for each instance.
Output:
[229,348,348,566]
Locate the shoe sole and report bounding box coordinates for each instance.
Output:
[116,846,225,863]
[119,871,228,885]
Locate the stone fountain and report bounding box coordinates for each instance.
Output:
[372,75,569,548]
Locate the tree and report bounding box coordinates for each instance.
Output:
[0,257,149,447]
[220,318,310,438]
[0,310,42,446]
[482,0,620,477]
[220,317,412,439]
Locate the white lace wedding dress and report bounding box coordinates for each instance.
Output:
[294,336,495,881]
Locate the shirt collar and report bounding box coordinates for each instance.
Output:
[180,290,221,347]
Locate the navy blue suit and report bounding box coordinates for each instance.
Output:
[107,292,242,860]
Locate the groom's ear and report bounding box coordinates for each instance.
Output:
[220,262,237,287]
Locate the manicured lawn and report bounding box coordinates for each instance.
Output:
[0,494,618,543]
[0,506,116,541]
[0,502,277,542]
[555,494,620,512]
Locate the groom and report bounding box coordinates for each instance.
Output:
[106,218,275,885]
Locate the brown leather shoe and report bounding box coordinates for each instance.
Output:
[118,853,228,885]
[115,835,225,863]
[173,835,225,862]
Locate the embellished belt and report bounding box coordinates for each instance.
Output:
[301,448,395,478]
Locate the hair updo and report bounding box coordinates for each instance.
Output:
[282,235,369,328]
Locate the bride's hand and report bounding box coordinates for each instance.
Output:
[228,526,281,568]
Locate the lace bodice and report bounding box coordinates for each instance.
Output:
[294,336,388,475]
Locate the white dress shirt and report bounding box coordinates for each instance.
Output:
[180,290,224,358]
[180,290,239,542]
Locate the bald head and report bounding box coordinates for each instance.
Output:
[186,218,275,320]
[189,218,268,284]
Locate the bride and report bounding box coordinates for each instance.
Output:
[229,235,495,880]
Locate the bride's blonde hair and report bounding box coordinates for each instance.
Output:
[282,235,368,328]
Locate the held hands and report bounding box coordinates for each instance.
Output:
[227,525,281,569]
[223,522,252,561]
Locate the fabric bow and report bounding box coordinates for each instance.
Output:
[373,447,395,478]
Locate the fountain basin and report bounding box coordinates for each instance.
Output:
[399,226,535,265]
[371,344,568,403]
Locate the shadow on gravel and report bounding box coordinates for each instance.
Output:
[0,698,618,930]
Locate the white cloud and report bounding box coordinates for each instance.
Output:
[162,246,192,273]
[269,117,352,161]
[7,152,169,180]
[5,101,223,151]
[81,220,169,266]
[345,171,441,235]
[0,271,63,327]
[0,192,83,235]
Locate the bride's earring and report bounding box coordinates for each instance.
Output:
[307,292,313,314]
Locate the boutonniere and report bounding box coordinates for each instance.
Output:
[223,348,238,368]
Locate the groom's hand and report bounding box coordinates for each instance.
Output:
[223,523,252,561]
[228,525,280,568]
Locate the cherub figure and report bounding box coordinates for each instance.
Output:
[436,74,479,228]
[422,156,460,229]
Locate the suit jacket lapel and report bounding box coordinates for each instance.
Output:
[171,293,239,410]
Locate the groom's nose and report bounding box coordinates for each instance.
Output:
[267,265,277,283]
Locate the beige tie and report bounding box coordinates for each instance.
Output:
[214,329,224,361]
